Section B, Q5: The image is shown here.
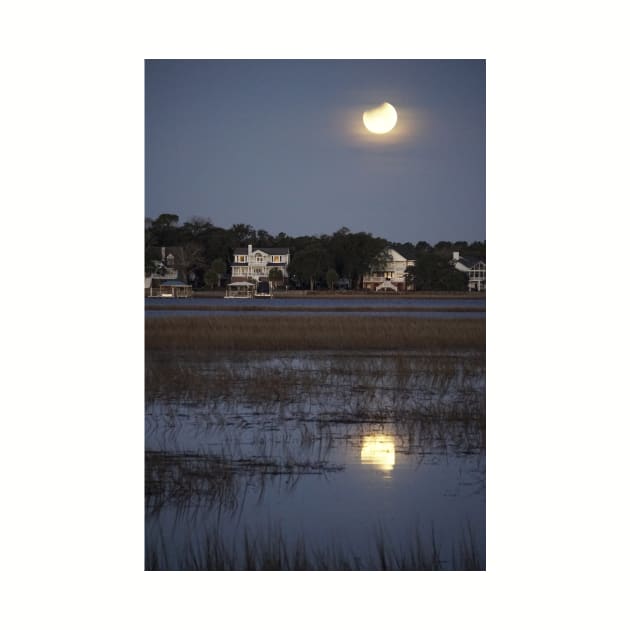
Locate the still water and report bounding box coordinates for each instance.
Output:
[145,296,486,319]
[145,352,485,570]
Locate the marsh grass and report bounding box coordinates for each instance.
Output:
[145,523,484,571]
[145,315,485,353]
[146,450,343,513]
[145,450,238,513]
[455,522,484,571]
[145,304,485,313]
[145,352,486,465]
[145,315,486,571]
[146,355,484,453]
[145,352,485,404]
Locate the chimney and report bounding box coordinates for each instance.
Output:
[248,244,253,257]
[453,251,459,261]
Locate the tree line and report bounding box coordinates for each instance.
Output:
[145,214,485,291]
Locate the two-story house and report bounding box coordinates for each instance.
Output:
[362,247,415,292]
[451,251,486,292]
[230,244,290,286]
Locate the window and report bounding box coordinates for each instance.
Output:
[273,255,281,263]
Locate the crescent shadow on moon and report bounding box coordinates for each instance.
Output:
[335,102,420,147]
[363,102,398,134]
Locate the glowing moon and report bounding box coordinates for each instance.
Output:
[362,102,398,134]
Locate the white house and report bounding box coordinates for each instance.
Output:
[230,244,290,285]
[451,251,486,292]
[362,247,415,292]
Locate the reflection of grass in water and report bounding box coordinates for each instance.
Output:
[146,451,238,514]
[146,315,485,352]
[145,450,343,514]
[146,356,485,449]
[145,353,485,464]
[145,415,484,515]
[145,522,484,571]
[146,353,484,406]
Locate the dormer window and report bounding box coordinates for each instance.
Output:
[255,254,263,263]
[166,253,175,268]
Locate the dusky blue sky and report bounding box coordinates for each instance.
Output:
[145,60,485,244]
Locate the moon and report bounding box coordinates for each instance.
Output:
[362,102,398,134]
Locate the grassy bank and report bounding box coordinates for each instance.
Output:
[145,315,485,353]
[145,304,485,313]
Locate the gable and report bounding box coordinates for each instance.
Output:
[387,248,407,262]
[386,248,414,264]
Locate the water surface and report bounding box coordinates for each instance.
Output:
[145,351,485,569]
[145,296,486,319]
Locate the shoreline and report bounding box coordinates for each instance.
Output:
[181,290,486,300]
[145,304,485,313]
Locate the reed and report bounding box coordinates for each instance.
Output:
[145,523,484,571]
[145,353,484,407]
[146,315,485,353]
[145,353,485,459]
[145,449,344,514]
[145,318,486,572]
[145,304,485,313]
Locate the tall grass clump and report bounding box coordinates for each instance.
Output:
[145,524,485,571]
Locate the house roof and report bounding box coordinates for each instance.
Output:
[386,247,415,263]
[160,280,190,286]
[389,244,416,260]
[456,255,485,268]
[233,247,290,255]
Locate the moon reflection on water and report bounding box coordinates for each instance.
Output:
[360,435,396,476]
